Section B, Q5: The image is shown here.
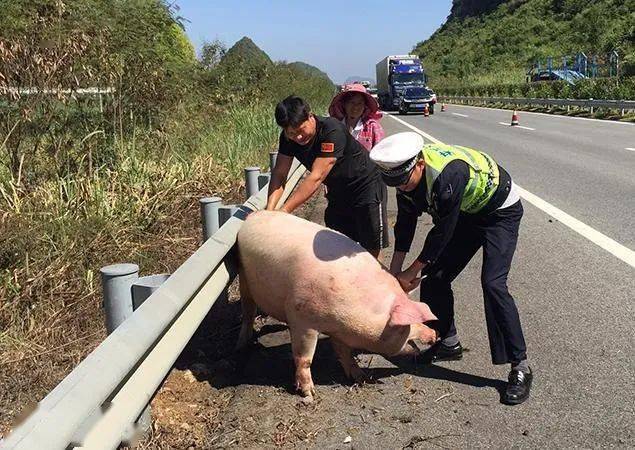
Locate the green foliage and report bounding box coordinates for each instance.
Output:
[220,36,273,68]
[414,0,635,89]
[439,76,635,100]
[0,1,336,409]
[286,62,335,85]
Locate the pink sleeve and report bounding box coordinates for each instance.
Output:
[371,121,385,148]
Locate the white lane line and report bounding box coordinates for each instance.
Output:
[625,147,635,152]
[449,103,635,126]
[452,112,469,117]
[386,113,635,268]
[497,121,535,131]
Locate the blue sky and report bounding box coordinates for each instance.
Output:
[175,1,453,84]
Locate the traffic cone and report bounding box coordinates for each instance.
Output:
[441,103,446,112]
[511,110,519,126]
[424,104,430,117]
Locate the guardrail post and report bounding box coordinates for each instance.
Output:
[244,167,261,199]
[100,263,139,334]
[200,196,223,242]
[269,151,278,171]
[258,173,271,190]
[218,205,240,228]
[127,273,170,442]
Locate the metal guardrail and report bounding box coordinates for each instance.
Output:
[442,96,635,114]
[0,158,305,450]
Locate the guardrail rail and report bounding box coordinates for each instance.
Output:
[441,95,635,115]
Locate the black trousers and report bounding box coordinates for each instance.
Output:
[420,200,527,365]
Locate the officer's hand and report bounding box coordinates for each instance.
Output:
[396,270,422,293]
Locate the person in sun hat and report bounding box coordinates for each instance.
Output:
[369,131,532,406]
[328,83,385,151]
[266,95,389,258]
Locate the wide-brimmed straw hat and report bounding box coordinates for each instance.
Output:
[328,83,381,120]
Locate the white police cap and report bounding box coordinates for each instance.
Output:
[369,132,424,186]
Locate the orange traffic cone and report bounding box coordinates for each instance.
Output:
[441,103,446,112]
[424,104,430,117]
[511,110,519,126]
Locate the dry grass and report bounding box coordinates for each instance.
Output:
[0,103,279,437]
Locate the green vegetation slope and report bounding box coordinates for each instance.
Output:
[414,0,635,88]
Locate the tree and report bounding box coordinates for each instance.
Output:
[200,39,226,70]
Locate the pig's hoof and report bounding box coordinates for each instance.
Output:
[349,366,368,384]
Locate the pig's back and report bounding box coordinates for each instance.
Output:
[237,211,395,337]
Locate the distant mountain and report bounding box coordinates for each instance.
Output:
[220,36,272,67]
[287,61,334,85]
[344,76,375,86]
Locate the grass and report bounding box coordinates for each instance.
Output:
[0,99,292,436]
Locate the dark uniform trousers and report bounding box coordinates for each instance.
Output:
[420,200,527,365]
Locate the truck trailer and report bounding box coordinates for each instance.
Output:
[375,55,427,110]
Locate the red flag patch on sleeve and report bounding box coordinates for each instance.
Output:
[321,142,335,153]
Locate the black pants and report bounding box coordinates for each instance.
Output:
[325,184,389,252]
[420,200,527,365]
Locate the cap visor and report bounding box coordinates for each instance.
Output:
[381,169,412,187]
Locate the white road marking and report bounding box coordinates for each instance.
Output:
[625,147,635,152]
[449,103,635,126]
[452,112,469,117]
[498,121,535,130]
[386,113,635,268]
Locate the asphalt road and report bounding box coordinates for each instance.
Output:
[374,109,635,448]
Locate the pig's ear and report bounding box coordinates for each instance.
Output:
[388,296,437,326]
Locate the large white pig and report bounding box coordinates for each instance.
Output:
[236,210,438,400]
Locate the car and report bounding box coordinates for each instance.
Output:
[367,87,378,100]
[527,69,586,85]
[398,86,435,115]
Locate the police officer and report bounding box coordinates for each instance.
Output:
[369,132,532,405]
[267,95,388,257]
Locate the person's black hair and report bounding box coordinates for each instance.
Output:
[275,95,311,128]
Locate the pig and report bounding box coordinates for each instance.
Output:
[236,210,438,400]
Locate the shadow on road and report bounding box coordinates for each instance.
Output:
[187,323,505,399]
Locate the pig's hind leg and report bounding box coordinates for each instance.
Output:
[331,338,367,383]
[235,274,257,351]
[289,325,319,400]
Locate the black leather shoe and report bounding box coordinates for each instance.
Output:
[502,368,533,405]
[421,341,463,363]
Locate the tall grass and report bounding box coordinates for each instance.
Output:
[0,99,302,434]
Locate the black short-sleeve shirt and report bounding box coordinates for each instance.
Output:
[278,115,383,207]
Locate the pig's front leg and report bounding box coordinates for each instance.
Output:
[289,325,319,400]
[235,281,257,351]
[331,338,366,383]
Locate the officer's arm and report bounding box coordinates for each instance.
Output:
[416,161,469,266]
[266,153,294,210]
[390,191,419,274]
[280,156,335,213]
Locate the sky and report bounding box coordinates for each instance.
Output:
[175,0,453,84]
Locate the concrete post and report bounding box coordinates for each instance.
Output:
[132,274,170,310]
[100,263,139,334]
[269,151,278,171]
[127,273,169,441]
[258,173,271,190]
[244,167,261,200]
[218,205,240,228]
[199,196,222,241]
